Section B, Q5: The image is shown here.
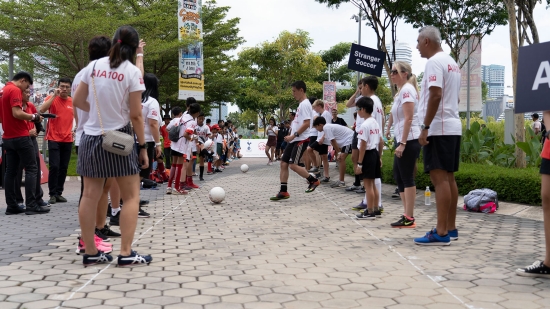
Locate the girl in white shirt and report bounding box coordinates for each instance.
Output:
[385,60,422,228]
[265,118,278,165]
[73,26,151,267]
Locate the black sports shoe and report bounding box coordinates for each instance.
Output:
[100,225,121,237]
[117,250,152,267]
[355,187,366,194]
[516,261,550,278]
[107,203,112,217]
[25,206,50,215]
[95,228,111,242]
[374,209,382,218]
[5,204,26,215]
[356,210,376,220]
[83,250,113,266]
[391,215,416,228]
[110,211,120,226]
[138,208,150,218]
[140,200,149,206]
[392,187,400,198]
[199,177,204,181]
[345,185,361,192]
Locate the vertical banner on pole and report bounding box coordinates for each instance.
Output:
[178,0,204,101]
[323,81,337,111]
[458,35,482,112]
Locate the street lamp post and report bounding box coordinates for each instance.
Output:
[351,10,365,85]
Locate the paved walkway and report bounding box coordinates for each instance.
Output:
[0,158,548,309]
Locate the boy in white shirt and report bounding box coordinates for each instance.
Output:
[354,97,383,220]
[307,100,332,181]
[195,112,211,181]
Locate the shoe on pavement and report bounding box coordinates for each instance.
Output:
[391,215,416,228]
[199,177,204,181]
[25,206,50,215]
[37,201,50,208]
[308,167,319,173]
[355,187,366,194]
[207,171,214,175]
[109,210,120,226]
[448,229,459,241]
[95,228,111,242]
[49,196,57,204]
[83,250,113,266]
[306,179,321,193]
[76,236,113,255]
[166,187,172,195]
[516,261,550,278]
[173,188,189,195]
[270,192,290,201]
[351,201,367,211]
[345,185,361,192]
[414,229,451,246]
[330,181,346,188]
[188,182,200,189]
[356,210,376,220]
[100,225,121,237]
[117,250,152,267]
[56,195,68,203]
[139,200,149,206]
[138,208,150,218]
[5,204,26,215]
[392,187,400,199]
[320,177,331,183]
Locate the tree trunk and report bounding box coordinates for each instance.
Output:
[505,0,526,168]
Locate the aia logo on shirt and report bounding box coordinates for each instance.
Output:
[370,129,380,135]
[429,75,437,82]
[358,130,363,135]
[403,92,410,99]
[448,64,460,73]
[152,110,158,116]
[139,78,144,84]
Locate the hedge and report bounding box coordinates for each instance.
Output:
[345,152,542,206]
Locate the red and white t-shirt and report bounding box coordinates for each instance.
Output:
[371,95,384,133]
[141,97,161,143]
[168,113,196,156]
[44,95,74,143]
[292,99,312,142]
[357,117,381,150]
[0,82,29,139]
[418,51,462,136]
[391,83,421,142]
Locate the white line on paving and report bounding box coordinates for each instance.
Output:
[316,188,482,309]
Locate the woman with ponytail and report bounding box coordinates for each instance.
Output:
[72,25,152,267]
[386,60,422,229]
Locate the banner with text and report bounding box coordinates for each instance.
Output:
[347,43,386,77]
[458,35,482,112]
[178,0,204,101]
[323,81,337,111]
[516,40,550,113]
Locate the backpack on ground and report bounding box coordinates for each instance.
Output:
[463,188,499,213]
[141,178,158,189]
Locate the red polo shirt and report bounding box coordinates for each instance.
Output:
[1,82,29,139]
[45,95,74,142]
[25,102,38,131]
[160,125,170,148]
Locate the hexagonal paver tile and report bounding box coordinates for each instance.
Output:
[184,295,220,305]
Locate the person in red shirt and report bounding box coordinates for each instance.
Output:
[14,88,48,208]
[0,71,49,215]
[160,115,171,169]
[40,77,74,204]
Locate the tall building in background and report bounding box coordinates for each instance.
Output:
[481,64,505,99]
[208,104,229,124]
[381,41,413,81]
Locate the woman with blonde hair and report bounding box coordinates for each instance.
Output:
[385,60,422,228]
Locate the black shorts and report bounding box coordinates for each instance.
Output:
[281,139,310,164]
[311,143,329,155]
[352,132,359,150]
[423,135,461,173]
[171,149,184,157]
[361,149,381,179]
[276,142,283,150]
[308,135,318,146]
[341,144,353,155]
[541,158,550,175]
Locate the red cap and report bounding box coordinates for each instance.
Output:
[211,124,220,130]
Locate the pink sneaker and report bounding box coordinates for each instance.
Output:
[94,235,112,247]
[76,236,113,255]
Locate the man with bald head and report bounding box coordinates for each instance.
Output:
[414,26,462,246]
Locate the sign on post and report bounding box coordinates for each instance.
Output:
[323,81,337,111]
[347,44,386,77]
[458,35,482,112]
[178,0,204,101]
[516,41,550,113]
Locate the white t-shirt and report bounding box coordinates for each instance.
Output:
[357,117,381,150]
[81,57,145,136]
[391,83,421,143]
[319,123,354,148]
[267,125,278,136]
[354,95,365,133]
[533,120,542,132]
[72,68,90,146]
[196,124,211,143]
[142,97,161,143]
[371,95,384,133]
[216,132,224,144]
[167,115,196,155]
[418,51,462,136]
[292,99,312,142]
[321,110,332,125]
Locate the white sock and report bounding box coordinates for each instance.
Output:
[111,207,120,217]
[363,196,367,204]
[375,178,382,207]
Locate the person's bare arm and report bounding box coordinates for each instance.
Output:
[12,106,34,121]
[39,89,60,113]
[400,102,414,144]
[330,139,340,153]
[72,82,90,112]
[346,87,360,108]
[136,40,145,77]
[422,86,442,127]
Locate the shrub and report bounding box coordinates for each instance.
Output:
[346,152,541,205]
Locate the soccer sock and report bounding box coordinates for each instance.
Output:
[375,178,382,207]
[363,197,367,204]
[404,214,414,221]
[354,174,362,186]
[187,176,193,185]
[168,166,176,187]
[280,182,288,192]
[200,166,204,178]
[208,162,213,172]
[193,160,196,173]
[111,207,120,217]
[174,164,182,190]
[306,175,317,183]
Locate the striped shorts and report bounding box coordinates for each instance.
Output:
[281,138,310,164]
[77,123,140,178]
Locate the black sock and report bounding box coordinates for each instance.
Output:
[306,175,316,183]
[199,166,204,177]
[354,174,362,186]
[280,183,288,192]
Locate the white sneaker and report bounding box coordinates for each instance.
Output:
[166,187,172,195]
[268,161,273,166]
[308,167,319,173]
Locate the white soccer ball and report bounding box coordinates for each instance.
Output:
[209,187,225,204]
[240,164,249,173]
[204,139,215,152]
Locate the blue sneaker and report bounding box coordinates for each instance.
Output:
[448,229,458,241]
[83,251,113,266]
[352,201,367,211]
[414,229,451,246]
[117,250,152,267]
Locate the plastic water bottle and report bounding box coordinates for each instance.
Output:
[425,186,431,205]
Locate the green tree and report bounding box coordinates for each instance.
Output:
[317,42,353,84]
[482,81,488,103]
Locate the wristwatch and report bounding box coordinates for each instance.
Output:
[138,143,148,149]
[357,163,363,167]
[421,124,430,130]
[294,132,299,137]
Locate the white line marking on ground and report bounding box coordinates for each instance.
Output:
[316,188,481,309]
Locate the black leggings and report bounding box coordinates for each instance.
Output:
[393,139,421,193]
